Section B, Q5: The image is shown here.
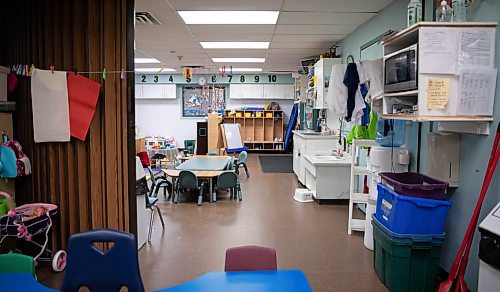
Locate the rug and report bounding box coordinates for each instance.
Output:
[258,155,293,173]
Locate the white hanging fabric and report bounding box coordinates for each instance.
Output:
[327,63,348,117]
[359,59,384,101]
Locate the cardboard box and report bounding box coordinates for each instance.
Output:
[136,137,146,153]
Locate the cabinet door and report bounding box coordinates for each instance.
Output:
[264,84,294,99]
[229,84,243,99]
[263,84,275,99]
[243,84,264,99]
[135,84,144,99]
[142,84,165,99]
[278,84,294,99]
[163,84,177,99]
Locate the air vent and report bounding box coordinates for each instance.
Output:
[135,12,161,25]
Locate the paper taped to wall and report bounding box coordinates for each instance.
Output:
[458,29,495,69]
[419,27,458,74]
[457,68,497,116]
[427,78,450,109]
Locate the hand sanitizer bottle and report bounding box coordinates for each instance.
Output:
[407,0,422,27]
[452,0,467,22]
[437,0,452,22]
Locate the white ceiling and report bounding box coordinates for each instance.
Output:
[135,0,394,73]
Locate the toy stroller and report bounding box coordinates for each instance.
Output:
[0,191,66,272]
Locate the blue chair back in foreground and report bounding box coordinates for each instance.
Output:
[61,229,145,292]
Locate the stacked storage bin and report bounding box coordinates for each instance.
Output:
[373,172,451,292]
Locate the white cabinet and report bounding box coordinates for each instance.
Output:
[304,154,351,200]
[263,84,294,100]
[230,84,293,99]
[136,84,176,99]
[314,58,342,109]
[292,131,337,185]
[230,84,264,99]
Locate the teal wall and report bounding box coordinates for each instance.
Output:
[339,0,500,290]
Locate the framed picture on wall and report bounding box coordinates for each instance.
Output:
[182,86,225,117]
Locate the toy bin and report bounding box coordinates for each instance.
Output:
[372,215,445,292]
[376,184,452,235]
[380,172,448,200]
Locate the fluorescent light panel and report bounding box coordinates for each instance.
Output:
[178,11,279,25]
[212,58,265,63]
[218,68,262,72]
[135,68,176,72]
[134,58,161,64]
[200,42,269,49]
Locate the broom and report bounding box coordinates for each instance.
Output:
[437,122,500,292]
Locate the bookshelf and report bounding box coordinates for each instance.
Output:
[223,109,284,151]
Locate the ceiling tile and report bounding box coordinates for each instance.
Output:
[168,0,283,11]
[278,12,377,25]
[189,25,275,35]
[268,48,327,55]
[269,42,332,49]
[282,0,394,13]
[275,24,358,35]
[205,50,268,58]
[196,34,273,42]
[272,34,345,43]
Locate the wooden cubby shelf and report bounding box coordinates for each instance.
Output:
[224,109,284,151]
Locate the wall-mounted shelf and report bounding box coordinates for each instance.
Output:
[0,101,15,113]
[382,114,493,122]
[382,22,497,124]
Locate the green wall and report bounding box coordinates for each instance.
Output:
[339,0,500,290]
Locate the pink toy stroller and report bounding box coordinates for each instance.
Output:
[0,191,67,272]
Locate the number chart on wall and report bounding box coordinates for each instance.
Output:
[135,73,294,85]
[182,86,225,117]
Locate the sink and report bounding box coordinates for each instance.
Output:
[314,155,344,160]
[300,131,322,135]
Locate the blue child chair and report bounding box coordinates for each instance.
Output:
[61,229,145,292]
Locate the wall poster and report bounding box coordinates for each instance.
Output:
[182,86,225,117]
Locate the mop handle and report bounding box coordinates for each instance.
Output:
[460,144,500,265]
[447,122,500,280]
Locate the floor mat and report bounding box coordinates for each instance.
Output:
[258,155,293,173]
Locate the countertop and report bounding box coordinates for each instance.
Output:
[304,153,352,166]
[292,130,338,139]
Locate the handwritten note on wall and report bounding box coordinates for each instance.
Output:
[427,79,450,109]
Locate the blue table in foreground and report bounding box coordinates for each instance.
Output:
[153,270,312,292]
[0,273,60,291]
[176,156,231,171]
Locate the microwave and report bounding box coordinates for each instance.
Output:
[384,44,418,93]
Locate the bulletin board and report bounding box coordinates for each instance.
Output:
[182,86,226,117]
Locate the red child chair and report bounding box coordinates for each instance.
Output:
[224,245,277,272]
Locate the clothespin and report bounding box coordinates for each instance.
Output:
[102,68,106,80]
[230,66,233,76]
[24,65,29,76]
[17,65,22,75]
[182,68,186,79]
[11,65,16,72]
[50,65,55,74]
[120,68,125,80]
[29,64,35,76]
[221,66,225,78]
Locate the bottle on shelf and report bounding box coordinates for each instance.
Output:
[437,0,453,22]
[452,0,467,22]
[407,0,422,27]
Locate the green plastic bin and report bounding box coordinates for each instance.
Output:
[372,215,445,292]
